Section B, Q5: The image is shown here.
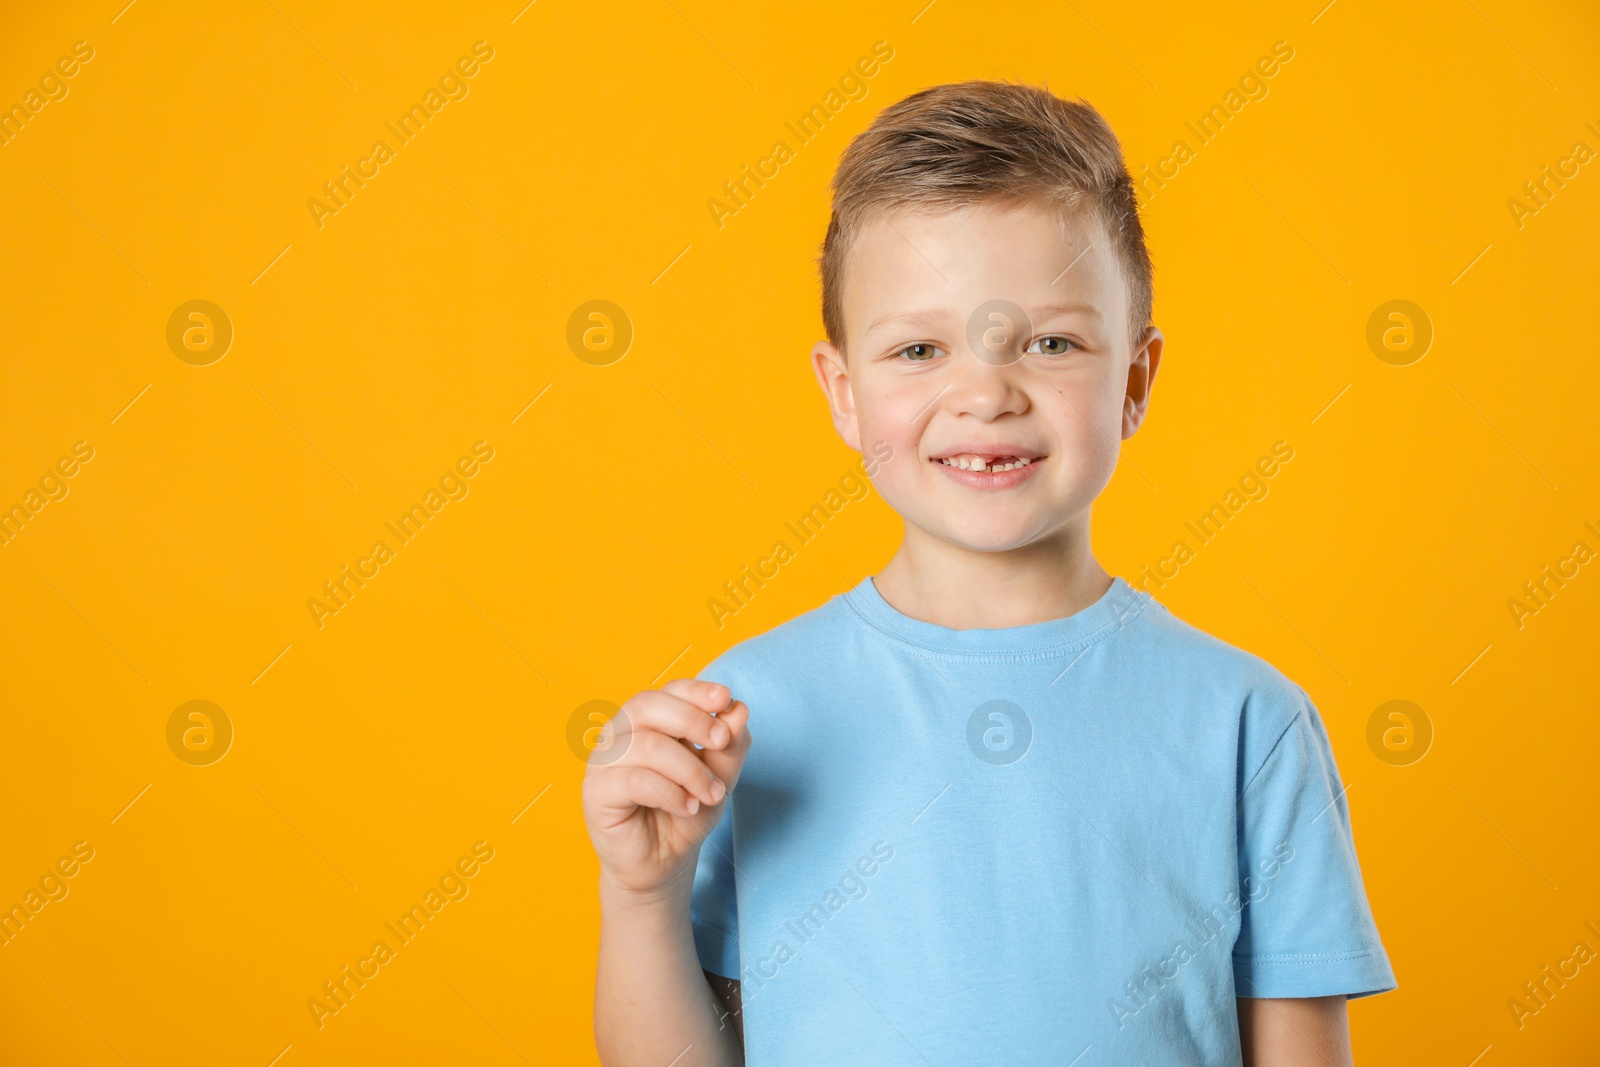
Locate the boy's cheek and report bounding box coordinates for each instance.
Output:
[862,428,917,482]
[850,387,933,488]
[856,444,920,511]
[1051,395,1123,474]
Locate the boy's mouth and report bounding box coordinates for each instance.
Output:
[928,446,1045,473]
[927,446,1047,489]
[935,453,1035,473]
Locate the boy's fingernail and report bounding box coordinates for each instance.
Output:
[710,722,729,746]
[687,797,700,815]
[709,778,726,803]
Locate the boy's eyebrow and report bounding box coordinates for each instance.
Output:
[1030,301,1104,324]
[865,301,1103,335]
[864,308,950,335]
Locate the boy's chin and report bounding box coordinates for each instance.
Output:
[912,513,1054,554]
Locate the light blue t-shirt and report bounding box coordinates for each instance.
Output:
[691,574,1395,1065]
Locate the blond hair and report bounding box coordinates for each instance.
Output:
[819,80,1153,353]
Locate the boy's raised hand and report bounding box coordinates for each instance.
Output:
[581,678,752,900]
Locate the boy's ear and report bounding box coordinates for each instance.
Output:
[811,340,863,453]
[1122,325,1163,439]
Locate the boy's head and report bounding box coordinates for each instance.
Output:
[811,80,1162,556]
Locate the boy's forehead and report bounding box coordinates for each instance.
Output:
[844,201,1125,341]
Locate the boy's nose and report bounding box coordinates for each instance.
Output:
[943,349,1032,420]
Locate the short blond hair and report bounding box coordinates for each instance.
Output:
[819,80,1153,353]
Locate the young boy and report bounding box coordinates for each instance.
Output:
[583,80,1395,1066]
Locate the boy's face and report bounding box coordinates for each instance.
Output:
[812,199,1162,555]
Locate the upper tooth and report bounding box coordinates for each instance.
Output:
[941,454,1035,470]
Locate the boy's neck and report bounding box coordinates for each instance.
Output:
[872,520,1112,630]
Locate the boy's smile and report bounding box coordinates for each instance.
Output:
[813,199,1163,560]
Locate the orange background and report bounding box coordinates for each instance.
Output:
[2,1,1597,1063]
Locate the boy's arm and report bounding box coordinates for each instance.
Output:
[595,873,743,1066]
[1236,995,1352,1066]
[584,679,753,1067]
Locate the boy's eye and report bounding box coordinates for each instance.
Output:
[1027,336,1079,356]
[896,342,944,362]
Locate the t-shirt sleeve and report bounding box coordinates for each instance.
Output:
[1233,684,1397,1000]
[690,788,740,979]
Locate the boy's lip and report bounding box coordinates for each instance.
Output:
[927,443,1046,461]
[932,455,1044,490]
[926,443,1048,489]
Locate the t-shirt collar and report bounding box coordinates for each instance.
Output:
[843,573,1152,658]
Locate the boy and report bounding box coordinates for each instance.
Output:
[583,80,1395,1066]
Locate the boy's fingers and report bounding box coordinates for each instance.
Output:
[621,729,727,807]
[660,677,731,715]
[698,700,751,794]
[595,764,701,820]
[615,690,730,751]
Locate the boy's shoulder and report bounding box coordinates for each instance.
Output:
[1130,590,1319,766]
[1129,588,1310,703]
